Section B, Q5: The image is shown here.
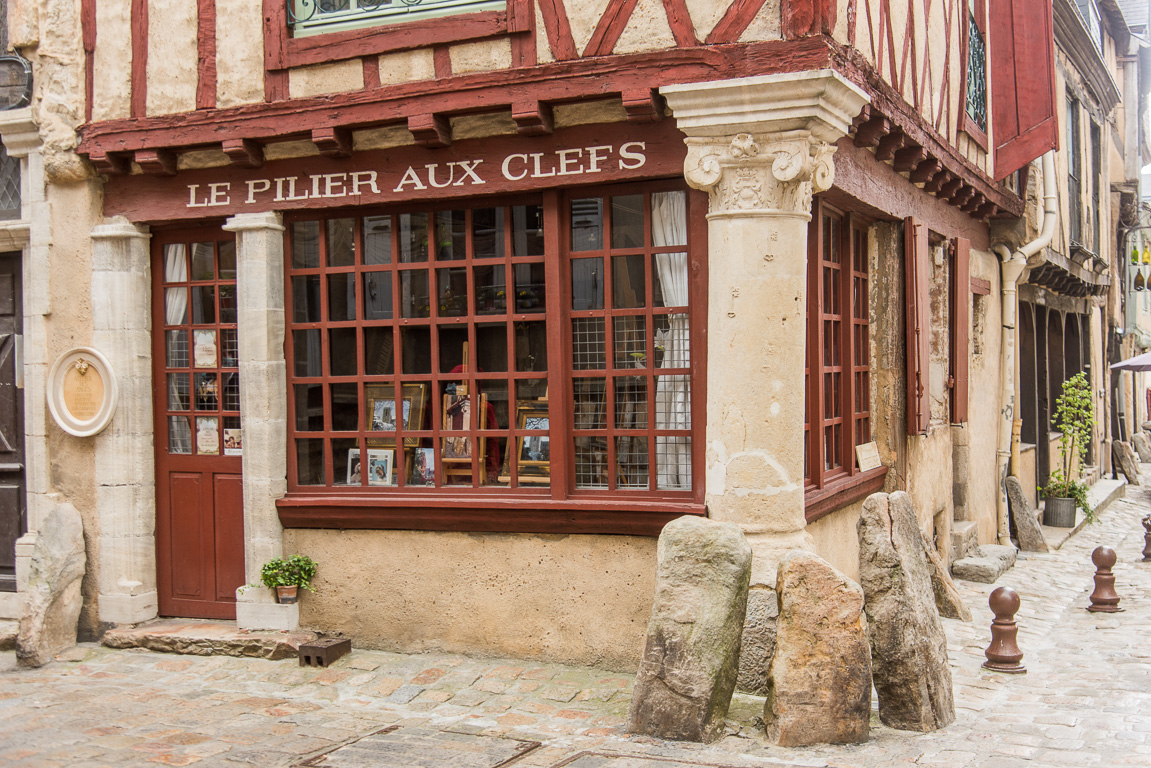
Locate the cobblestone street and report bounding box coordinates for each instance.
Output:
[3,488,1151,768]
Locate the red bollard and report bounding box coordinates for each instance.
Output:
[1087,546,1124,613]
[983,586,1026,674]
[1142,516,1151,562]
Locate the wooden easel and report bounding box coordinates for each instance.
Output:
[442,343,484,483]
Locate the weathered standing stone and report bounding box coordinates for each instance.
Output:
[628,515,752,743]
[1006,475,1049,553]
[918,531,973,621]
[858,491,955,731]
[1114,441,1141,486]
[764,551,871,746]
[16,503,87,668]
[735,587,777,695]
[1133,432,1151,463]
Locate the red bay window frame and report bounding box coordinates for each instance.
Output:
[804,198,886,521]
[263,0,532,71]
[957,0,989,151]
[276,180,709,535]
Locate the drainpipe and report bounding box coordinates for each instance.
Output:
[992,151,1058,545]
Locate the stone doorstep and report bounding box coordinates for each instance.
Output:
[0,618,16,651]
[101,618,319,660]
[951,544,1017,584]
[950,520,979,564]
[1038,476,1126,551]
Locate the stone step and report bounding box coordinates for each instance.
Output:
[101,618,319,660]
[951,544,1018,583]
[0,619,16,651]
[950,520,979,563]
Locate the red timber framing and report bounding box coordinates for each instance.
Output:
[277,180,709,536]
[130,0,147,118]
[805,198,886,522]
[197,0,218,110]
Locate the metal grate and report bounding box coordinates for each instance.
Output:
[0,145,19,220]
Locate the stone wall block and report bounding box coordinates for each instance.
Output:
[1006,476,1048,552]
[237,307,285,365]
[764,550,871,746]
[1114,441,1141,485]
[96,535,157,598]
[735,586,777,695]
[858,491,955,731]
[628,515,751,743]
[96,484,157,540]
[239,362,287,423]
[16,502,86,667]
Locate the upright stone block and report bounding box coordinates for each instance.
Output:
[735,587,777,695]
[628,515,752,743]
[1006,475,1048,552]
[1114,441,1141,486]
[16,503,86,667]
[858,491,955,731]
[765,551,871,746]
[1133,432,1151,463]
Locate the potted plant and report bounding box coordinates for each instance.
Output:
[1041,372,1095,527]
[260,554,318,604]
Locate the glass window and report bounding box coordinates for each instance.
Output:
[290,0,507,38]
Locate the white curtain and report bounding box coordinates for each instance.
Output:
[164,244,188,325]
[652,191,691,490]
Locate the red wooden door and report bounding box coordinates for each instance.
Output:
[152,229,245,619]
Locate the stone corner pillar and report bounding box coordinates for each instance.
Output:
[661,70,869,587]
[223,212,292,629]
[90,217,158,625]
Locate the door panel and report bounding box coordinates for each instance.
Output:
[0,254,23,593]
[153,232,244,619]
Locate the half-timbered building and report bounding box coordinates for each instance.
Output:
[0,0,1137,674]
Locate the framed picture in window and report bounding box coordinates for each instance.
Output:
[347,448,395,486]
[366,382,427,448]
[516,403,550,478]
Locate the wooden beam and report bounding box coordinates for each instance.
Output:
[974,201,998,220]
[909,157,941,184]
[89,150,132,176]
[511,101,554,136]
[622,88,664,123]
[311,127,352,158]
[222,138,264,168]
[875,131,907,162]
[705,0,771,44]
[937,176,964,199]
[924,169,953,194]
[196,0,217,110]
[408,114,451,148]
[961,193,986,214]
[853,114,891,148]
[130,0,148,118]
[135,148,177,176]
[893,145,927,173]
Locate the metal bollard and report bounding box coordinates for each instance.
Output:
[1087,546,1124,613]
[983,586,1026,674]
[1142,516,1151,562]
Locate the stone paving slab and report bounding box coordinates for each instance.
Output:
[4,486,1151,767]
[300,726,540,767]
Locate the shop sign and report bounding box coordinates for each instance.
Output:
[104,123,687,222]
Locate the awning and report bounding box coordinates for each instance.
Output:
[1110,350,1151,371]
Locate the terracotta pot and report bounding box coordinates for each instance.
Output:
[1043,497,1076,528]
[275,585,299,604]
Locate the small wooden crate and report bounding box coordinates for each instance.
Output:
[298,636,351,667]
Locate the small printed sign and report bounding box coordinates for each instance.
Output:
[855,441,882,472]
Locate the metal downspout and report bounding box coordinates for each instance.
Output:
[993,151,1058,545]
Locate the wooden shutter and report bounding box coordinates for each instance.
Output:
[950,237,970,424]
[989,0,1058,181]
[905,217,930,436]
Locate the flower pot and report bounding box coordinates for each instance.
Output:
[275,585,299,604]
[1043,496,1077,528]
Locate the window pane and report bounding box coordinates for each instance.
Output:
[473,207,504,260]
[572,318,606,370]
[571,258,603,310]
[363,215,393,265]
[219,285,237,324]
[437,325,470,373]
[333,438,361,486]
[169,416,192,454]
[652,191,686,247]
[514,263,545,313]
[614,316,647,369]
[296,438,325,485]
[574,436,608,488]
[655,374,691,429]
[363,327,395,375]
[330,383,359,431]
[571,198,603,251]
[399,213,429,262]
[611,194,644,249]
[165,288,189,325]
[400,270,430,317]
[517,378,548,401]
[194,373,218,410]
[612,254,645,308]
[218,240,237,280]
[221,372,240,411]
[475,323,508,373]
[437,267,468,317]
[572,377,606,429]
[483,381,510,430]
[434,210,467,261]
[196,417,220,455]
[615,376,647,430]
[329,328,358,376]
[512,204,544,256]
[292,221,320,269]
[653,252,687,308]
[191,286,216,324]
[655,314,689,369]
[401,327,432,374]
[616,436,649,489]
[328,273,357,321]
[294,384,324,431]
[293,329,322,377]
[327,218,355,267]
[166,330,188,367]
[514,321,547,372]
[191,242,215,280]
[292,276,322,323]
[167,374,190,411]
[363,272,393,320]
[474,264,506,315]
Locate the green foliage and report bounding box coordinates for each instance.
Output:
[260,554,318,591]
[1042,372,1096,520]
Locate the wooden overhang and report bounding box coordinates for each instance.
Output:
[76,36,1021,222]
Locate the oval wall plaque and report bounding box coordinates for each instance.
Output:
[47,347,118,437]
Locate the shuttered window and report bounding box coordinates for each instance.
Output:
[904,217,930,436]
[950,237,970,425]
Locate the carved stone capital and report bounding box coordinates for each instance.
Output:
[683,132,837,219]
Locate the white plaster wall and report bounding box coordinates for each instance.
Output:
[378,49,436,86]
[737,0,781,42]
[288,61,364,99]
[146,0,198,116]
[216,0,265,108]
[807,499,865,583]
[613,0,677,54]
[968,248,1002,544]
[449,39,513,75]
[92,1,132,121]
[534,4,556,63]
[566,0,614,54]
[684,0,726,41]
